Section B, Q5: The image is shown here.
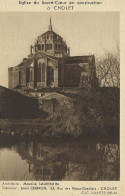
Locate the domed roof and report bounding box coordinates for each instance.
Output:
[30,17,70,57]
[37,17,64,42]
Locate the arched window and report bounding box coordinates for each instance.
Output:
[37,63,41,82]
[49,44,52,50]
[46,44,49,50]
[42,44,44,50]
[42,63,45,82]
[47,66,54,86]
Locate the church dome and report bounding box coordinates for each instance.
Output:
[30,18,70,57]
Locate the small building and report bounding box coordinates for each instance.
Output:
[8,18,98,90]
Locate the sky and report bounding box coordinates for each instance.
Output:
[0,12,119,87]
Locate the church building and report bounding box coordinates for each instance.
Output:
[8,18,97,90]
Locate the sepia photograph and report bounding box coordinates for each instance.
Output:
[0,12,120,181]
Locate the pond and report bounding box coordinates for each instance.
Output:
[0,134,119,181]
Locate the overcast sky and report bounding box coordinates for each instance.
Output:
[0,12,119,87]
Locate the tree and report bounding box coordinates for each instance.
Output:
[96,50,120,87]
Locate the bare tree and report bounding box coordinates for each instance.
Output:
[96,49,120,88]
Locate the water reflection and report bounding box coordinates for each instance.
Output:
[0,135,119,181]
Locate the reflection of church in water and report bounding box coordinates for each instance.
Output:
[8,18,97,89]
[15,138,118,181]
[17,140,68,180]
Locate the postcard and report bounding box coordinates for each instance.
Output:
[0,0,124,195]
